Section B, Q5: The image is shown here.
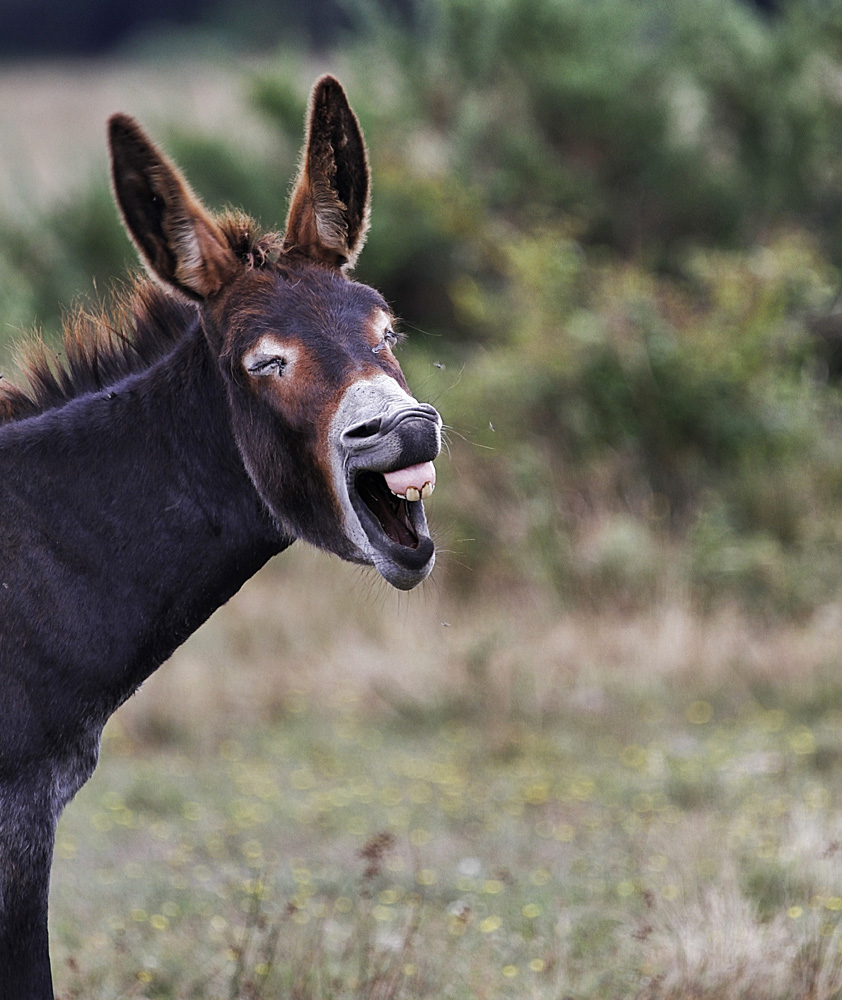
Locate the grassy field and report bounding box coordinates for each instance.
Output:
[44,552,842,1000]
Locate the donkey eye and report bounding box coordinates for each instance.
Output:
[247,356,287,376]
[372,329,398,355]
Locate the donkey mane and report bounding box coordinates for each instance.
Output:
[0,211,282,423]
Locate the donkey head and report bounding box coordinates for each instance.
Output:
[108,77,441,590]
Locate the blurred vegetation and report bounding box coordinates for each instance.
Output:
[7,0,842,614]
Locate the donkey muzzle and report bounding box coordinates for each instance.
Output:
[331,376,442,590]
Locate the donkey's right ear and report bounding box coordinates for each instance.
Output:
[108,114,237,301]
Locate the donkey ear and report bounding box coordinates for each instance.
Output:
[108,114,237,301]
[284,76,370,270]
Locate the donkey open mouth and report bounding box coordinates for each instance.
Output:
[355,470,427,548]
[335,376,442,589]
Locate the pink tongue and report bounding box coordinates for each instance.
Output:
[383,461,436,497]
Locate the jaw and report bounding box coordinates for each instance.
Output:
[330,375,441,590]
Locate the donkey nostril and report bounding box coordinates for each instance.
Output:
[343,417,383,440]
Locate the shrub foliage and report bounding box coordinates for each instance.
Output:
[5,0,842,613]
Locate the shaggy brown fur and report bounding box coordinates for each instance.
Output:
[0,213,283,423]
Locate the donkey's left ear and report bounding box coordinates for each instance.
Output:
[109,114,238,301]
[284,76,370,271]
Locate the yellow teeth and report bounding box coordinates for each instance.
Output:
[395,482,435,502]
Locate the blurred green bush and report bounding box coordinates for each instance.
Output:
[6,0,842,615]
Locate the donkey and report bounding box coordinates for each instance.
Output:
[0,76,441,999]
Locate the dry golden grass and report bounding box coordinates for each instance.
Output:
[117,543,842,739]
